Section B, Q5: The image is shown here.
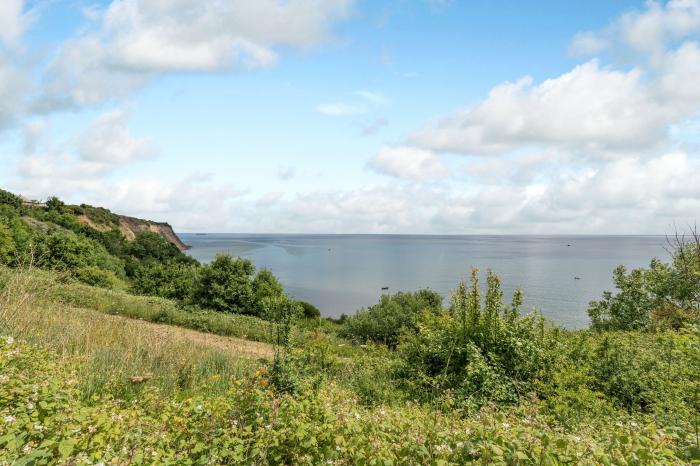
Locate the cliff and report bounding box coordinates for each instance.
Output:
[117,216,191,251]
[72,203,190,251]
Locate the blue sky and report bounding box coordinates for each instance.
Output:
[1,0,699,233]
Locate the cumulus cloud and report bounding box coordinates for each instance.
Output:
[368,146,447,181]
[0,58,29,131]
[0,0,34,47]
[571,0,700,59]
[78,110,157,164]
[15,110,158,197]
[410,60,687,156]
[36,0,354,110]
[568,31,610,56]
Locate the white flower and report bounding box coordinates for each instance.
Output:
[26,402,34,411]
[502,422,511,428]
[4,415,15,423]
[456,441,465,448]
[33,424,44,432]
[0,375,8,384]
[5,336,14,345]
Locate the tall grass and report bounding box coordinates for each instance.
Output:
[0,266,269,400]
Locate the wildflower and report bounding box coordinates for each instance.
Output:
[22,444,31,453]
[4,415,15,423]
[5,336,14,345]
[456,441,465,448]
[33,424,44,432]
[26,402,34,411]
[502,422,511,428]
[0,375,8,384]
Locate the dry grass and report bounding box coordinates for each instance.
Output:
[0,266,272,399]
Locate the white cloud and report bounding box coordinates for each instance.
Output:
[354,90,388,105]
[15,110,157,198]
[78,110,157,164]
[0,0,33,47]
[568,31,610,56]
[571,0,700,59]
[316,102,367,116]
[0,58,29,131]
[368,146,447,181]
[410,57,700,156]
[37,0,354,110]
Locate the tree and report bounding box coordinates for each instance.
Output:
[252,268,285,315]
[588,228,700,331]
[45,196,65,212]
[193,254,256,314]
[0,189,21,210]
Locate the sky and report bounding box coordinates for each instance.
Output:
[1,0,699,234]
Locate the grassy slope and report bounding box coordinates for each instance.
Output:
[0,266,271,400]
[0,267,694,464]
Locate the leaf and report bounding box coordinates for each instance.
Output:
[58,439,75,459]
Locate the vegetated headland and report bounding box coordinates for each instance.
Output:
[0,187,698,464]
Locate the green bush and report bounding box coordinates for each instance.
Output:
[589,234,700,331]
[299,301,321,319]
[35,231,125,277]
[131,260,199,301]
[0,188,22,209]
[74,266,123,289]
[341,289,443,347]
[124,230,184,263]
[395,269,560,410]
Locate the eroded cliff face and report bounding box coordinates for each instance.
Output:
[117,216,191,251]
[74,211,190,251]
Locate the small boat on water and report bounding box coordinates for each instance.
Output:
[574,276,581,280]
[381,286,389,291]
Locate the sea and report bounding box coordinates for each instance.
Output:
[181,234,669,329]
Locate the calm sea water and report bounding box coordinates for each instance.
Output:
[181,234,668,328]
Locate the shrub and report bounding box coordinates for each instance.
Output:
[299,301,321,319]
[395,269,560,409]
[74,266,123,289]
[35,231,125,277]
[124,230,183,263]
[131,260,199,301]
[45,196,65,212]
[341,289,443,347]
[194,254,257,314]
[0,188,22,209]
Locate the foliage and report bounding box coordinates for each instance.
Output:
[341,289,443,347]
[131,260,199,301]
[299,300,321,319]
[395,269,560,410]
[0,336,693,465]
[124,231,184,263]
[0,188,22,209]
[74,266,124,289]
[35,231,125,278]
[45,196,65,212]
[589,231,700,331]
